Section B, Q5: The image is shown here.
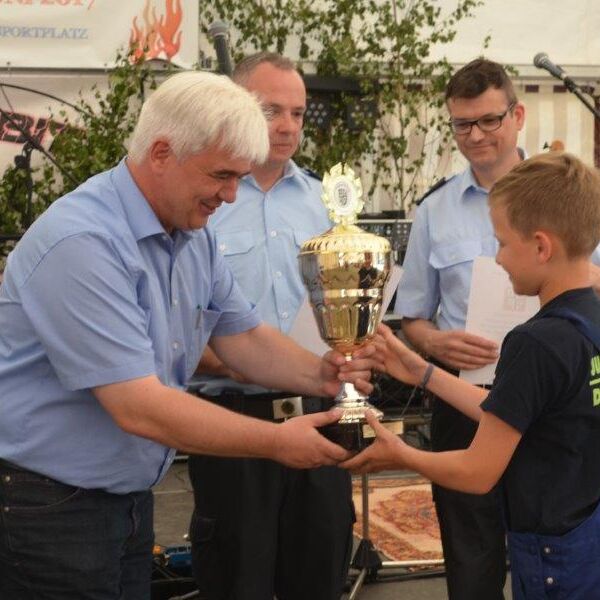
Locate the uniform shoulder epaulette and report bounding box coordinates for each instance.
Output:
[302,168,322,182]
[416,177,449,206]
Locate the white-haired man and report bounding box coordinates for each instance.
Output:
[0,71,372,599]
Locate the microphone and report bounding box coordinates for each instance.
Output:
[207,20,233,77]
[533,53,577,89]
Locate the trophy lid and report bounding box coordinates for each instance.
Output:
[299,224,391,255]
[300,163,391,255]
[322,163,364,226]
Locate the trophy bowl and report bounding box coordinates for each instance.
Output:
[298,164,392,451]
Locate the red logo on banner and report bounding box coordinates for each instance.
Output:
[129,0,183,62]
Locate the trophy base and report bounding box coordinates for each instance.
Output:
[319,419,404,452]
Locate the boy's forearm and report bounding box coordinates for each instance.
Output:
[400,444,495,494]
[425,366,488,422]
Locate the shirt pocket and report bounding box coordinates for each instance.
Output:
[429,239,483,271]
[186,308,222,379]
[216,231,254,257]
[215,231,257,295]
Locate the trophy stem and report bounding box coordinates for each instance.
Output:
[334,355,383,425]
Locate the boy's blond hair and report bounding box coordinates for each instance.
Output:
[489,152,600,258]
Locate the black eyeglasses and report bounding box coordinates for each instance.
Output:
[449,102,516,135]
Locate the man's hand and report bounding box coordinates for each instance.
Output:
[271,409,351,468]
[339,411,406,473]
[425,329,498,371]
[319,344,378,397]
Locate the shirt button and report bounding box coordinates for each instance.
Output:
[275,271,282,278]
[270,230,277,237]
[172,341,179,350]
[545,577,554,586]
[281,312,289,319]
[543,546,551,554]
[219,244,226,252]
[172,298,179,307]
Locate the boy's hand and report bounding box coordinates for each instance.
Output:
[339,411,406,473]
[319,344,378,397]
[375,323,427,385]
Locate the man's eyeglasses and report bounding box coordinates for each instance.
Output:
[449,102,516,135]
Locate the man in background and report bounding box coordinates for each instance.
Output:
[394,58,524,599]
[188,53,354,600]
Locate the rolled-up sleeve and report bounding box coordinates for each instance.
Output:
[19,233,156,391]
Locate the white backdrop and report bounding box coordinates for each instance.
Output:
[432,0,600,72]
[0,0,199,68]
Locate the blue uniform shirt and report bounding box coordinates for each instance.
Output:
[200,161,330,394]
[0,159,260,493]
[395,164,600,331]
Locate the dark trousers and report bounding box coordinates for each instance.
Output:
[0,460,154,600]
[431,397,507,600]
[188,455,355,600]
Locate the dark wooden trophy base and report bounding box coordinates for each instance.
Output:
[319,422,368,452]
[319,419,405,452]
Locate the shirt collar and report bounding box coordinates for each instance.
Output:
[113,158,201,243]
[243,159,298,191]
[458,147,527,200]
[458,166,487,198]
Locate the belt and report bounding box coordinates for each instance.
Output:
[199,390,334,421]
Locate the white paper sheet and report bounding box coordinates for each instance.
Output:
[460,256,539,385]
[289,264,403,355]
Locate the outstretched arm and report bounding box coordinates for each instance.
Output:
[94,375,351,468]
[376,324,488,421]
[341,410,521,494]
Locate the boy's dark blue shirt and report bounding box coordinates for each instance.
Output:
[482,287,600,535]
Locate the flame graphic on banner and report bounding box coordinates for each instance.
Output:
[129,0,183,62]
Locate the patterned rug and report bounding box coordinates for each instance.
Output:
[352,475,443,562]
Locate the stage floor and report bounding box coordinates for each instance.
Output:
[154,461,512,599]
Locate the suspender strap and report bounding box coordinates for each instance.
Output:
[541,307,600,351]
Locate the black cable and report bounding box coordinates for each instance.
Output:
[0,82,94,118]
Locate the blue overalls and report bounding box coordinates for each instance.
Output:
[508,307,600,600]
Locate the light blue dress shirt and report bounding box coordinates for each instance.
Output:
[395,164,600,331]
[200,160,330,395]
[0,159,260,493]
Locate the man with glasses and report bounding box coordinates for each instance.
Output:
[393,58,524,599]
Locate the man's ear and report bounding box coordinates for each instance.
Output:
[149,140,172,171]
[533,230,554,263]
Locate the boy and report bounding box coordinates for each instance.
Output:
[342,152,600,600]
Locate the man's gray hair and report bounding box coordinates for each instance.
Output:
[232,52,298,86]
[128,70,269,164]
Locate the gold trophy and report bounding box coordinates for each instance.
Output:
[299,164,392,451]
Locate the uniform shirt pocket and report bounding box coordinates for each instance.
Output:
[429,239,483,270]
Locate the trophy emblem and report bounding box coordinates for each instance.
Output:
[299,164,392,451]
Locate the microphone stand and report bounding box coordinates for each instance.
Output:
[562,79,600,121]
